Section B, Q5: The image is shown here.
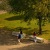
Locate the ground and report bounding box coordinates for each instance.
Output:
[0,10,7,14]
[0,42,50,50]
[0,11,50,50]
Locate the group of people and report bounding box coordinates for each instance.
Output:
[17,29,37,43]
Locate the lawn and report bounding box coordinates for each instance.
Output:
[39,23,50,40]
[0,13,38,30]
[0,13,50,40]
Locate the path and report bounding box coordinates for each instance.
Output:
[0,42,33,50]
[0,42,50,50]
[0,10,7,14]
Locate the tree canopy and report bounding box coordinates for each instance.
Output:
[8,0,50,20]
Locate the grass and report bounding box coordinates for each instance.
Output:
[0,13,50,40]
[0,13,38,32]
[39,33,50,40]
[39,23,50,40]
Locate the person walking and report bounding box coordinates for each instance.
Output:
[18,29,23,43]
[33,32,37,43]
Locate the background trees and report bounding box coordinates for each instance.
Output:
[0,0,50,34]
[0,0,11,11]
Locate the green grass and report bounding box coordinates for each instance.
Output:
[0,13,50,40]
[0,13,38,31]
[39,32,50,40]
[39,23,50,40]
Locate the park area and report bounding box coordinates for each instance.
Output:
[0,0,50,50]
[0,11,50,50]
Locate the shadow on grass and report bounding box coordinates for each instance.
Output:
[5,14,31,22]
[5,15,24,21]
[42,30,50,34]
[15,27,30,30]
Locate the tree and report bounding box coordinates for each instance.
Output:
[5,0,50,34]
[0,0,11,11]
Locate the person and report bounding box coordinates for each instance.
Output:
[33,32,37,43]
[18,29,23,43]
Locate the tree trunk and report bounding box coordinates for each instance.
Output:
[39,17,42,34]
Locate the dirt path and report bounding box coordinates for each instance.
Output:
[0,42,50,50]
[0,42,33,50]
[0,10,7,14]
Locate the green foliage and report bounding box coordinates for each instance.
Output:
[7,0,50,21]
[0,0,11,11]
[0,0,50,34]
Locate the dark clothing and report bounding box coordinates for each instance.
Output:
[33,32,36,36]
[18,29,23,39]
[18,34,21,39]
[33,33,36,36]
[20,30,22,34]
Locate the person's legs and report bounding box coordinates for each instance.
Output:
[34,39,37,43]
[34,36,37,43]
[18,39,21,43]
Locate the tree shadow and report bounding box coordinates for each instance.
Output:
[14,27,33,35]
[15,27,30,30]
[42,30,50,34]
[5,15,24,21]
